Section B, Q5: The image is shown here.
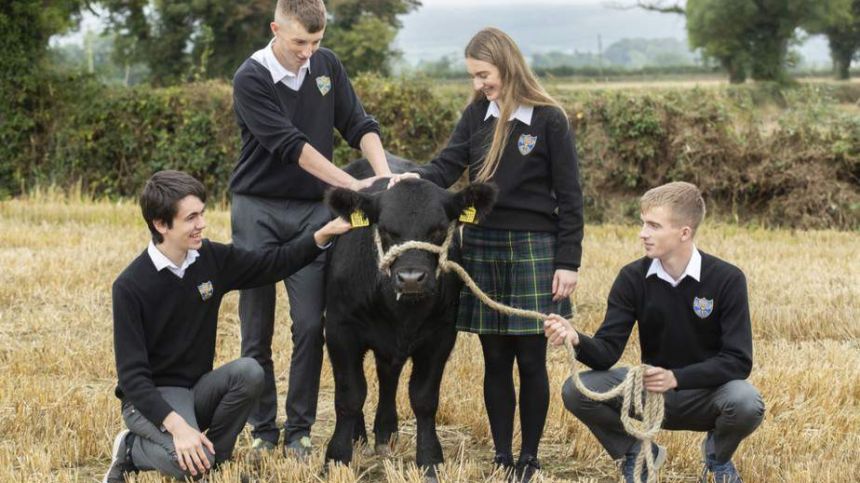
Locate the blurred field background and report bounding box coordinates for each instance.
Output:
[1,191,857,482]
[5,1,860,481]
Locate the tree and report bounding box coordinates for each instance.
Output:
[323,0,421,75]
[1,0,88,81]
[102,0,193,86]
[102,0,419,84]
[685,0,754,83]
[603,38,696,68]
[0,0,90,197]
[103,0,273,85]
[189,1,273,80]
[745,0,822,82]
[804,0,860,79]
[633,0,822,83]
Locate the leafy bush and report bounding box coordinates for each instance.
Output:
[2,76,857,229]
[568,84,859,228]
[334,73,461,165]
[38,79,238,197]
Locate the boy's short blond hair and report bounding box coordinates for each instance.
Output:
[275,0,327,33]
[640,181,706,233]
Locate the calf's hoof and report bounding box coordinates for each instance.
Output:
[423,464,439,483]
[374,443,393,457]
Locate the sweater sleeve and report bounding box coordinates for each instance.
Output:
[413,106,474,188]
[233,67,309,164]
[672,270,754,389]
[215,233,323,291]
[112,281,174,426]
[547,108,584,270]
[331,54,381,149]
[575,268,637,369]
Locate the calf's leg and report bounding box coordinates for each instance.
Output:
[408,334,455,478]
[374,355,404,453]
[325,329,368,466]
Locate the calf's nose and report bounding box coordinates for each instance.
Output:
[395,269,428,293]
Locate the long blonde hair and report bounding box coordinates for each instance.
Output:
[465,27,566,182]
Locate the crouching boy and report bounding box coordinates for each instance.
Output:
[103,170,350,481]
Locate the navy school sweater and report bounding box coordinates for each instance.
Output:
[414,100,584,270]
[230,48,380,200]
[575,252,754,390]
[112,234,321,425]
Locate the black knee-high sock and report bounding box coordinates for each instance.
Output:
[515,335,549,458]
[479,334,516,457]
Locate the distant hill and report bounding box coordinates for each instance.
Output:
[393,3,832,68]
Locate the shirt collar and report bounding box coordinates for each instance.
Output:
[484,101,534,126]
[646,246,701,287]
[147,241,200,274]
[256,38,311,84]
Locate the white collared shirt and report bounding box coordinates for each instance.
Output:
[646,247,702,287]
[484,101,534,126]
[251,39,311,91]
[147,241,200,279]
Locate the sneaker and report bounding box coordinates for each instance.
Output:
[492,452,515,480]
[246,437,276,465]
[514,454,541,483]
[710,460,743,483]
[700,431,717,481]
[621,442,666,483]
[700,432,743,483]
[284,435,313,460]
[102,430,135,483]
[252,437,276,451]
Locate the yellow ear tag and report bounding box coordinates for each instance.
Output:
[349,209,370,228]
[459,206,477,224]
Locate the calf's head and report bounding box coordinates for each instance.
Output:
[327,179,496,300]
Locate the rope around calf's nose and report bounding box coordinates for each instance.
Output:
[373,222,665,483]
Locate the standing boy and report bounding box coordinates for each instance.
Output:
[230,0,391,456]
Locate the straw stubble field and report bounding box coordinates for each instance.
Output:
[1,193,858,482]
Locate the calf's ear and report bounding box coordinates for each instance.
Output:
[325,188,380,223]
[448,183,498,223]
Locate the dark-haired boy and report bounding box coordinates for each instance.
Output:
[104,170,350,482]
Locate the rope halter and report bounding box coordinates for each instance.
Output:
[373,221,458,277]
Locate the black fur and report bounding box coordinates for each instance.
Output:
[323,157,496,475]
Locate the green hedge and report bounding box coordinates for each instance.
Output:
[567,85,859,228]
[2,74,858,229]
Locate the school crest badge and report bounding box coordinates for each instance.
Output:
[692,297,714,319]
[316,75,331,96]
[197,281,214,301]
[518,134,537,155]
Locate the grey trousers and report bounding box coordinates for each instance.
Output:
[231,193,329,444]
[121,358,264,480]
[562,368,764,463]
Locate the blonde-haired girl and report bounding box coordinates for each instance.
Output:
[390,27,584,482]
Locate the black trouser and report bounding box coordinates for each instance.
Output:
[122,358,264,480]
[479,334,549,460]
[231,193,329,444]
[562,368,765,463]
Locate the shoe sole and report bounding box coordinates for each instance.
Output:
[102,429,130,483]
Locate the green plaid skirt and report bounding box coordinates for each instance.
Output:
[456,226,573,335]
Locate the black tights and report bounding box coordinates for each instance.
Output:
[479,334,549,459]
